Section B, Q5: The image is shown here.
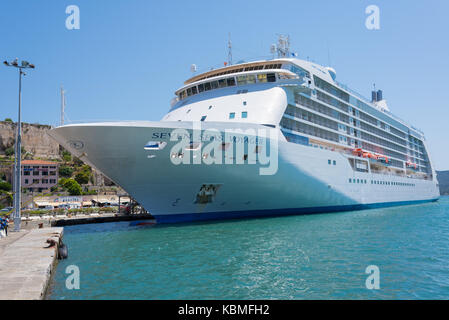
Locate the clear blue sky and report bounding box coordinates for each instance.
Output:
[1,0,448,170]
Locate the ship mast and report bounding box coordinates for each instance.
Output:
[60,85,66,126]
[276,34,290,58]
[227,33,233,65]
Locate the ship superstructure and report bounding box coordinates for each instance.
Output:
[49,43,439,223]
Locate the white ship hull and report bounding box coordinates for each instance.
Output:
[49,121,439,223]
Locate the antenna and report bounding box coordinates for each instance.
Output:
[60,85,66,126]
[190,64,197,73]
[227,33,233,66]
[276,34,290,58]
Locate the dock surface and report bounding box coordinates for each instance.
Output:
[51,213,155,226]
[0,227,63,300]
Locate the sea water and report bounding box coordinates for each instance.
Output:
[48,196,449,299]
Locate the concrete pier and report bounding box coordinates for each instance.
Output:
[51,213,155,226]
[0,227,63,300]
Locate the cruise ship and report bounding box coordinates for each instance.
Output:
[49,40,440,223]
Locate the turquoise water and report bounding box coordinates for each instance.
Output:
[49,196,449,299]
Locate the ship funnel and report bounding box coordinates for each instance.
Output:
[377,90,383,101]
[372,89,383,102]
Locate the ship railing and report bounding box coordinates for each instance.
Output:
[336,81,425,137]
[335,81,372,104]
[59,119,151,126]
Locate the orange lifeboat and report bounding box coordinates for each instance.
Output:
[366,153,378,160]
[352,148,378,160]
[406,161,417,169]
[352,148,364,157]
[377,154,390,164]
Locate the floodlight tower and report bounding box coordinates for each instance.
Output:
[3,58,35,231]
[60,86,66,126]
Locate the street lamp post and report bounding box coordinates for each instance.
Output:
[3,58,35,232]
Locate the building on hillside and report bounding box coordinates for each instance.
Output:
[20,160,59,193]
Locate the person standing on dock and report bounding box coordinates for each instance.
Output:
[0,217,8,237]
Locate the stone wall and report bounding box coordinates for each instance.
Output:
[0,121,60,159]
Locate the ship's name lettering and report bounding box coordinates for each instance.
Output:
[152,132,263,144]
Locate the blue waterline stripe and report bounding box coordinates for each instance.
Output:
[153,198,439,224]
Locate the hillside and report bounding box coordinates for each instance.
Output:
[0,120,114,190]
[0,120,60,159]
[437,171,449,195]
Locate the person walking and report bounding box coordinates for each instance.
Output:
[0,217,6,238]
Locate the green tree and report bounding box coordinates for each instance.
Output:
[4,146,25,156]
[81,164,92,173]
[0,191,13,207]
[73,157,84,166]
[59,165,74,178]
[75,171,90,185]
[63,179,82,196]
[5,147,14,156]
[4,118,13,122]
[62,150,72,162]
[0,181,12,192]
[58,177,68,187]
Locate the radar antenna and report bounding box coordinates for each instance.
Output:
[276,34,290,58]
[227,33,233,65]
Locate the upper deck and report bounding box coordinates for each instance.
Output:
[171,58,424,139]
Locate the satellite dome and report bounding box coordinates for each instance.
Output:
[325,67,337,81]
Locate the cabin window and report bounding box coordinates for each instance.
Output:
[229,112,235,119]
[247,74,256,84]
[242,111,248,118]
[198,83,204,92]
[191,86,198,95]
[226,77,236,86]
[186,87,192,96]
[211,81,219,89]
[237,75,247,85]
[257,74,267,83]
[267,73,276,82]
[218,79,226,88]
[204,82,211,91]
